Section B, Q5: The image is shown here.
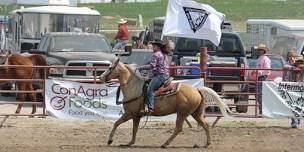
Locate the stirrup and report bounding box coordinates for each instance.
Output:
[139,107,153,115]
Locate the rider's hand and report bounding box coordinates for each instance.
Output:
[136,66,143,71]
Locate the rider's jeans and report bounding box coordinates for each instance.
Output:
[113,39,128,49]
[257,75,267,114]
[146,73,168,110]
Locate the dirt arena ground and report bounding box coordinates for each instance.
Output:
[0,104,303,152]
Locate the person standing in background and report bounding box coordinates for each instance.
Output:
[255,44,271,114]
[283,51,303,128]
[113,18,129,49]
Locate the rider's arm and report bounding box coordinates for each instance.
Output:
[138,53,158,70]
[114,29,122,40]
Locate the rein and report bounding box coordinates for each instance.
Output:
[115,68,142,105]
[115,87,141,105]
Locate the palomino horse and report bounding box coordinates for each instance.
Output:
[0,53,48,115]
[100,58,232,148]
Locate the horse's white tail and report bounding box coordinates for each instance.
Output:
[198,86,233,117]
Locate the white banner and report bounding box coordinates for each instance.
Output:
[162,0,225,46]
[45,79,204,121]
[263,81,304,119]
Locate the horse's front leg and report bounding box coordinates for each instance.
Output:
[107,113,132,145]
[27,83,37,115]
[121,116,141,147]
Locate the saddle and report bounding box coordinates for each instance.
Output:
[154,77,179,96]
[143,77,180,98]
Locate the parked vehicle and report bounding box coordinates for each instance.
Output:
[6,5,100,52]
[247,19,304,58]
[26,32,125,80]
[173,32,249,113]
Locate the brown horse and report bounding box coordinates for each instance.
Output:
[100,58,232,148]
[0,53,48,115]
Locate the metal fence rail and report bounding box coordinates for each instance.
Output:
[0,63,288,128]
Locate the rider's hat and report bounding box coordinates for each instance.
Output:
[256,43,269,53]
[150,39,164,48]
[117,18,127,24]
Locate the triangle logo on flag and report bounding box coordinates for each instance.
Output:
[183,7,209,33]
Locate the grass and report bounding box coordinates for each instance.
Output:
[79,0,304,31]
[1,0,304,38]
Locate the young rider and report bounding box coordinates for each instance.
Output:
[138,40,170,113]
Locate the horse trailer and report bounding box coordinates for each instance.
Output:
[5,5,100,52]
[246,19,304,58]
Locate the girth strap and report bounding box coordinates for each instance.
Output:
[116,86,122,105]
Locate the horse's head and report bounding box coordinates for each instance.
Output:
[0,49,11,65]
[100,58,120,83]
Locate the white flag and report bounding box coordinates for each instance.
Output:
[162,0,225,46]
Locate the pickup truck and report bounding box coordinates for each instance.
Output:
[173,32,249,113]
[25,32,119,80]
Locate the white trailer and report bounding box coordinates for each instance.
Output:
[246,19,304,58]
[5,5,100,52]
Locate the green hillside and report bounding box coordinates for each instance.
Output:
[1,0,304,31]
[79,0,304,31]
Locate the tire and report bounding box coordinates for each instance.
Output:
[235,97,248,113]
[235,85,249,113]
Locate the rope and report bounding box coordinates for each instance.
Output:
[140,113,150,129]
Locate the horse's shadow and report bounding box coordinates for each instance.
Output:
[105,144,205,149]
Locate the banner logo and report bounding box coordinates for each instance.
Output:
[183,7,209,33]
[50,96,66,110]
[278,83,304,117]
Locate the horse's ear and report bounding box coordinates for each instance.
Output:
[112,57,120,67]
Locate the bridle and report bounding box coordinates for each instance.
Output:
[0,51,10,65]
[101,58,120,82]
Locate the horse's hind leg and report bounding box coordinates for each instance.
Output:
[107,113,132,145]
[15,83,26,114]
[161,114,187,148]
[191,108,211,147]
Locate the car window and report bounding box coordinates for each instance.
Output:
[248,59,256,67]
[120,51,153,64]
[52,35,112,53]
[217,37,241,53]
[271,58,283,68]
[175,35,242,57]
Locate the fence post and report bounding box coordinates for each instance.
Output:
[200,47,208,78]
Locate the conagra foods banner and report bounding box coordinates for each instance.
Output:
[45,79,204,120]
[263,81,304,119]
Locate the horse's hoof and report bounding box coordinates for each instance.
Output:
[107,140,113,145]
[161,144,167,149]
[193,144,200,148]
